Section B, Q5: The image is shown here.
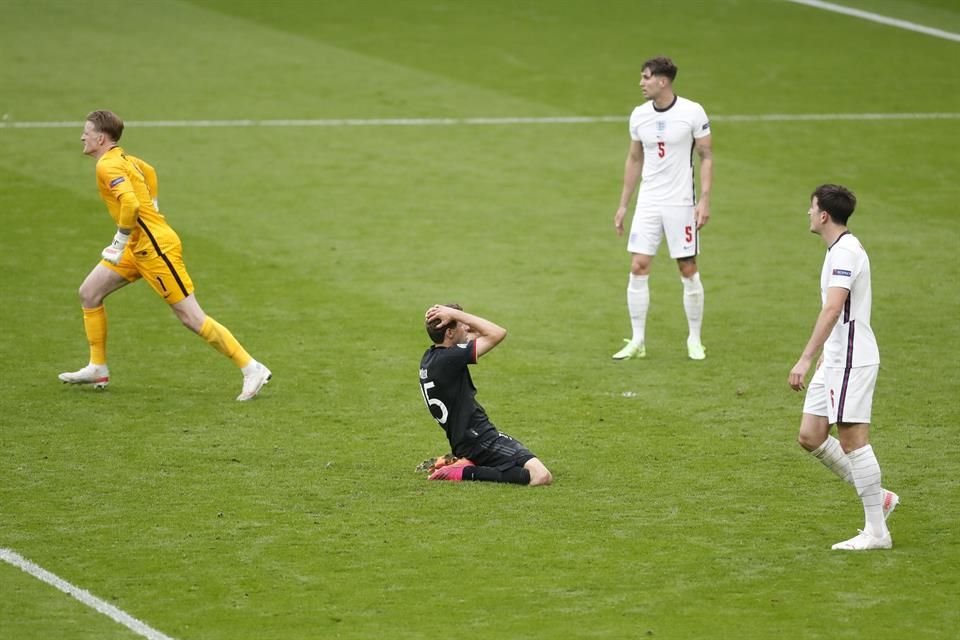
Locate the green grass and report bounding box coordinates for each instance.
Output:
[2,1,959,638]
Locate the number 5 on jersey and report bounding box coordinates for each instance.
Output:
[657,141,665,158]
[420,381,448,424]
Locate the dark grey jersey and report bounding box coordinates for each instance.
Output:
[419,341,497,456]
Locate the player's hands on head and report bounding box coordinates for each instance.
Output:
[425,304,455,329]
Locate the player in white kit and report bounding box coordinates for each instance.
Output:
[788,184,898,551]
[612,56,713,361]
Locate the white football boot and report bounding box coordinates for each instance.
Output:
[58,363,110,389]
[612,339,645,360]
[687,337,706,360]
[237,360,272,401]
[831,529,893,551]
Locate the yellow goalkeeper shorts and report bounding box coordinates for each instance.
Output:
[103,243,195,305]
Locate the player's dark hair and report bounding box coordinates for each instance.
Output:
[86,110,124,142]
[642,56,678,81]
[426,303,463,344]
[812,184,857,224]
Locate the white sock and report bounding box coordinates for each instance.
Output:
[627,273,649,345]
[241,359,260,375]
[681,272,704,343]
[810,436,891,502]
[848,444,887,537]
[810,436,853,484]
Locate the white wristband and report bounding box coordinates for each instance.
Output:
[110,230,130,251]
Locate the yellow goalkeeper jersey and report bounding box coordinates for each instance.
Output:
[95,146,180,255]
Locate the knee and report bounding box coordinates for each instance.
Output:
[837,426,869,454]
[78,283,102,308]
[630,255,651,276]
[678,261,698,279]
[797,432,822,452]
[798,414,830,452]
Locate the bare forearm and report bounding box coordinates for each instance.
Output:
[800,306,841,361]
[454,310,506,343]
[697,156,713,204]
[619,157,643,208]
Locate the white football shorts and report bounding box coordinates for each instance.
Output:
[802,364,878,425]
[627,204,699,259]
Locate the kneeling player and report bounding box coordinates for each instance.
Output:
[418,304,552,486]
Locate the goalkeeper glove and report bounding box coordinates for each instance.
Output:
[101,230,130,265]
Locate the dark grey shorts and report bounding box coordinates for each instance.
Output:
[465,432,535,471]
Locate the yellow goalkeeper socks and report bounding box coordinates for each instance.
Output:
[199,316,252,368]
[82,305,107,365]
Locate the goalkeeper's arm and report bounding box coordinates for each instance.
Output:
[101,192,139,264]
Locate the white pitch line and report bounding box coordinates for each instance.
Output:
[0,116,624,129]
[0,548,177,640]
[716,112,960,121]
[0,112,958,130]
[785,0,960,42]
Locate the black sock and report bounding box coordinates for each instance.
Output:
[462,466,531,485]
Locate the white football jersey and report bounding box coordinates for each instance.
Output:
[629,96,710,206]
[820,232,880,367]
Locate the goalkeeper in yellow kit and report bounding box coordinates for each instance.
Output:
[58,110,271,400]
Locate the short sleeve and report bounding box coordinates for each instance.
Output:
[827,247,857,290]
[628,107,642,142]
[693,103,711,139]
[430,340,477,381]
[452,341,478,366]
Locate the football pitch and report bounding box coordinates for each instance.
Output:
[1,0,959,638]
